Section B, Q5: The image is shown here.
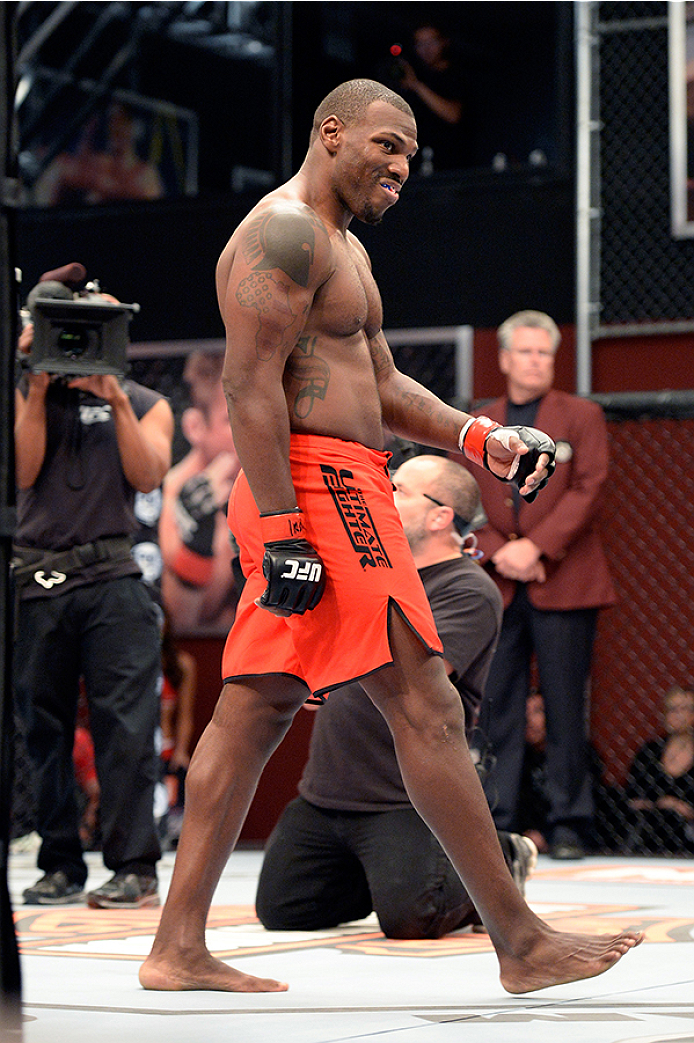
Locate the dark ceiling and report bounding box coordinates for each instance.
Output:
[14,2,572,202]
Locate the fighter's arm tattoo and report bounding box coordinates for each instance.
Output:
[285,336,330,420]
[370,329,461,440]
[235,210,326,361]
[368,329,396,380]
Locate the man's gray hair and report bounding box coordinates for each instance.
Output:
[497,310,561,353]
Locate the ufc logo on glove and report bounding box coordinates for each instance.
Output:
[259,510,326,614]
[281,559,323,583]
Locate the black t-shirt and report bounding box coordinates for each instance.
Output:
[405,64,469,171]
[299,555,503,811]
[15,377,165,592]
[378,51,470,171]
[626,738,694,808]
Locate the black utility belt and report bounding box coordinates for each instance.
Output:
[12,537,135,593]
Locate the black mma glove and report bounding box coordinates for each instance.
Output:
[175,473,218,558]
[258,510,325,615]
[172,473,220,586]
[459,416,556,503]
[260,539,326,614]
[503,426,556,503]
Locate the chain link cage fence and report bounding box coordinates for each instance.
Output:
[597,1,694,325]
[384,330,694,857]
[9,378,694,857]
[586,4,694,855]
[589,394,694,856]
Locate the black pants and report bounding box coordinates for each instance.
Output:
[256,796,525,939]
[479,585,597,838]
[13,578,162,886]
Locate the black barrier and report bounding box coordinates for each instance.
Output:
[1,4,23,1040]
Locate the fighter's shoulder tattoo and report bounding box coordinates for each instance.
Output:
[242,206,328,288]
[234,206,326,361]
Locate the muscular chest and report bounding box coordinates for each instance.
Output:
[313,237,382,337]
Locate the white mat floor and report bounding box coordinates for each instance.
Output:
[5,847,694,1043]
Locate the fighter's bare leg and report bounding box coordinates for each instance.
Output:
[361,612,643,995]
[139,676,308,992]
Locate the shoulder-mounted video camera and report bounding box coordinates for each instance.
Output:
[22,276,140,378]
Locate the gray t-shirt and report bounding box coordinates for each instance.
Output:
[299,555,503,811]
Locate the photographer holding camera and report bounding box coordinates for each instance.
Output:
[13,262,174,908]
[383,22,469,173]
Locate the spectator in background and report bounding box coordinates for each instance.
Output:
[516,690,551,855]
[158,349,241,634]
[13,262,173,908]
[384,22,469,172]
[159,610,198,845]
[466,310,616,861]
[626,685,694,855]
[255,456,536,939]
[35,103,165,206]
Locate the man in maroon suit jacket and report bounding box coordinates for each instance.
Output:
[467,311,615,860]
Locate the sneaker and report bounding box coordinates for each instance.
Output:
[10,830,42,854]
[86,872,160,909]
[23,871,85,905]
[504,833,538,896]
[550,826,585,861]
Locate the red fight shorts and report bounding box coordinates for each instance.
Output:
[222,433,443,700]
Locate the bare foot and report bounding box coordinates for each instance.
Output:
[139,951,288,993]
[499,925,644,994]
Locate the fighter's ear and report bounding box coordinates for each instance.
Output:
[319,115,344,154]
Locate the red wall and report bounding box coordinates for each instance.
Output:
[473,325,694,399]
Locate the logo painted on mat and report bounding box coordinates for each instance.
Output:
[14,903,693,962]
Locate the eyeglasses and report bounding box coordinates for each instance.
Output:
[422,493,447,510]
[422,493,471,538]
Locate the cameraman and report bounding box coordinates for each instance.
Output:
[13,263,174,908]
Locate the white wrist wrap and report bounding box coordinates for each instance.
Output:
[493,426,522,480]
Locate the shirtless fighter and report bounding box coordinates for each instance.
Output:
[140,78,642,996]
